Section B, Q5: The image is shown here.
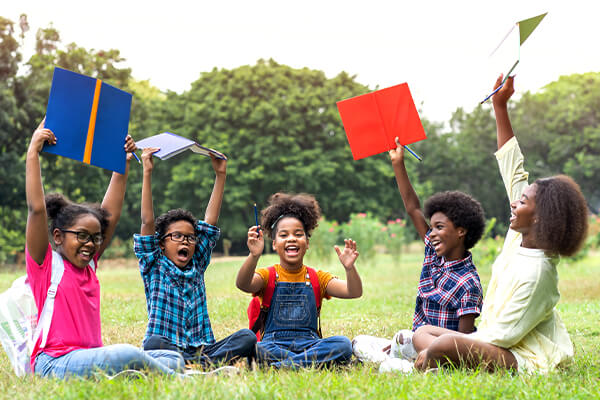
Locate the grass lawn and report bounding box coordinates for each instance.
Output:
[0,247,599,399]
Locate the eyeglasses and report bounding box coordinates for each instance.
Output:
[162,232,198,244]
[60,230,104,245]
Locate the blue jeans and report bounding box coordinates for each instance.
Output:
[256,334,352,368]
[34,344,185,379]
[143,329,257,366]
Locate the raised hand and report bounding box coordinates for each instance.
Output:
[388,136,405,165]
[335,239,359,269]
[210,153,227,176]
[141,147,160,171]
[29,118,56,154]
[247,225,264,257]
[492,74,515,109]
[124,135,137,162]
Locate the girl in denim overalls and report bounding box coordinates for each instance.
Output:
[236,193,363,368]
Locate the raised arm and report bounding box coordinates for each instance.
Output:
[140,147,160,236]
[389,137,429,240]
[325,239,363,299]
[492,75,516,150]
[204,155,227,226]
[97,135,136,257]
[26,119,56,264]
[236,225,265,293]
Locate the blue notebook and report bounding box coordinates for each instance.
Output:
[43,67,132,174]
[136,132,227,161]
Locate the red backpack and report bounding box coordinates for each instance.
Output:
[247,266,322,341]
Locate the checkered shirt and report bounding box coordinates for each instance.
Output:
[412,230,483,331]
[134,220,220,348]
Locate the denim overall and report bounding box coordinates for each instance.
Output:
[255,271,352,368]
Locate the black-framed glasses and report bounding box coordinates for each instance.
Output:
[60,230,104,245]
[161,232,198,244]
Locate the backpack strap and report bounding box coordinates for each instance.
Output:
[33,250,65,348]
[306,266,322,338]
[261,265,277,309]
[305,267,321,309]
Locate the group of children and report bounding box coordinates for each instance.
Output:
[23,76,589,379]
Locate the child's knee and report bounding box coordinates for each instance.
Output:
[328,336,353,357]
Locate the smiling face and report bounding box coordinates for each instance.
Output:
[509,183,537,237]
[53,214,102,269]
[160,220,196,269]
[429,212,466,260]
[272,217,309,271]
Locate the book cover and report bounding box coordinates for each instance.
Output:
[336,83,426,160]
[43,67,132,174]
[136,132,227,160]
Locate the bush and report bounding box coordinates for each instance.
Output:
[0,207,26,265]
[308,217,340,264]
[338,213,385,263]
[382,218,408,265]
[471,218,502,269]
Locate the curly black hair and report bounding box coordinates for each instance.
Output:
[533,175,588,257]
[155,208,196,238]
[424,191,485,250]
[45,193,110,236]
[261,193,321,239]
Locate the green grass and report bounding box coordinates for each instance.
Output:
[1,248,599,399]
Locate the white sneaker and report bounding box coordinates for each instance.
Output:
[379,358,414,374]
[390,329,417,361]
[352,335,392,363]
[184,366,240,376]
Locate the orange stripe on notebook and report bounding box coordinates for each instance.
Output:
[83,79,102,164]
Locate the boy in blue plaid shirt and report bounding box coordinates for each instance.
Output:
[133,147,256,367]
[352,137,485,369]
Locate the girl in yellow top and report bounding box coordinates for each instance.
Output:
[236,192,363,368]
[412,76,589,373]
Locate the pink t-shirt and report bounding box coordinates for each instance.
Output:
[26,244,102,368]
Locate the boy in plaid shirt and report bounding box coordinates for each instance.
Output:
[133,147,256,367]
[353,137,485,370]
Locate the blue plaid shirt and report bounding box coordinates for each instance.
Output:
[412,230,483,331]
[133,220,220,348]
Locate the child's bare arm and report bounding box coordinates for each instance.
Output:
[236,226,264,293]
[492,75,516,150]
[26,119,55,264]
[326,239,363,299]
[389,137,429,240]
[98,136,136,256]
[140,147,160,236]
[204,155,227,226]
[457,315,476,334]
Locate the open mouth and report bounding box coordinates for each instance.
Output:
[177,248,190,259]
[285,245,300,256]
[78,249,94,262]
[431,240,442,252]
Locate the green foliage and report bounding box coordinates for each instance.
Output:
[471,218,502,270]
[338,213,385,262]
[0,206,25,264]
[308,217,340,264]
[1,15,599,264]
[381,218,408,265]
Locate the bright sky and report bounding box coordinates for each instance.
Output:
[5,0,600,124]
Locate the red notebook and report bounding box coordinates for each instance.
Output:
[336,83,426,160]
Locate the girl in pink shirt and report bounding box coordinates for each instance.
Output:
[26,119,185,379]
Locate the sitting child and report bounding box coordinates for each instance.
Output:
[412,75,588,374]
[236,192,363,368]
[353,137,485,371]
[134,147,256,368]
[27,121,185,379]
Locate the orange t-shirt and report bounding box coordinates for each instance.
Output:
[255,264,334,302]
